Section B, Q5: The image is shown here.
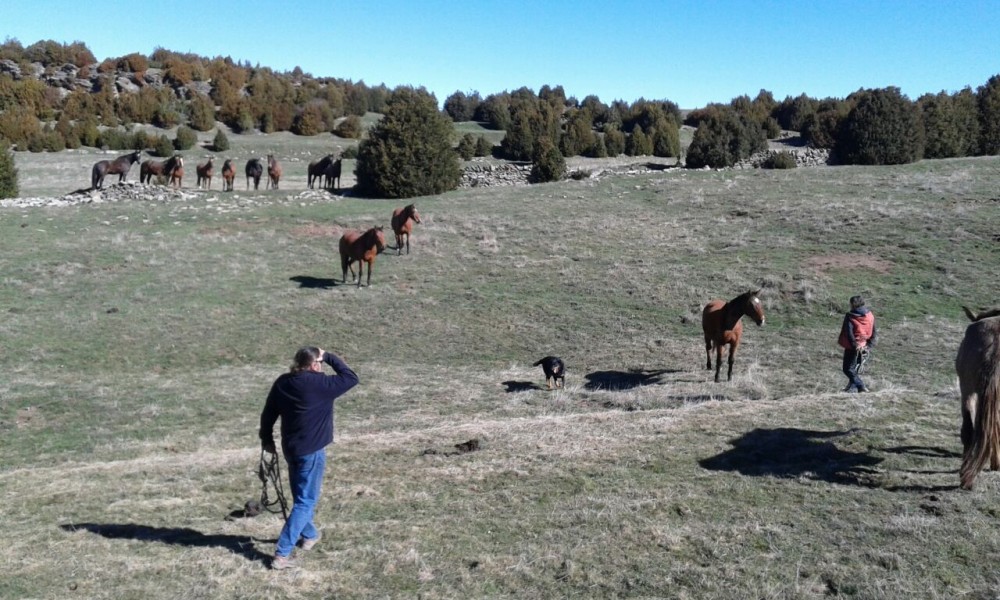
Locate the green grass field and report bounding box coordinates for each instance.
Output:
[2,134,1000,598]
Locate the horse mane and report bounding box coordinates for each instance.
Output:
[958,317,1000,488]
[963,306,1000,322]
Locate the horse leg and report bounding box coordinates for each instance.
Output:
[714,345,723,382]
[396,233,403,256]
[405,233,410,255]
[727,342,739,381]
[961,390,977,453]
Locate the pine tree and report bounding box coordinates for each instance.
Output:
[0,142,19,198]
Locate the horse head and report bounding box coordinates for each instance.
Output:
[406,204,421,223]
[373,226,386,254]
[745,289,765,326]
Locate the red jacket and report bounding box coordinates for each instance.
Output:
[839,309,875,349]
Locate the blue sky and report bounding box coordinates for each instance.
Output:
[4,0,999,108]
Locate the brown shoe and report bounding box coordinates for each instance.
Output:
[272,554,299,570]
[300,531,322,551]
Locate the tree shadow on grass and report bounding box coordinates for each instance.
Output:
[584,368,680,391]
[700,428,884,488]
[60,523,271,563]
[290,275,339,289]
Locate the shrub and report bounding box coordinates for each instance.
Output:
[291,103,327,136]
[474,135,493,157]
[354,87,461,198]
[443,90,481,122]
[456,133,477,160]
[685,108,767,169]
[500,93,560,161]
[341,145,359,159]
[153,134,174,157]
[212,129,230,152]
[835,87,923,165]
[763,151,797,169]
[334,114,363,139]
[528,137,565,184]
[626,125,652,156]
[174,125,198,150]
[587,134,608,158]
[188,95,216,131]
[604,126,625,156]
[0,142,19,198]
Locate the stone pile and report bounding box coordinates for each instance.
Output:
[733,147,832,169]
[460,162,533,188]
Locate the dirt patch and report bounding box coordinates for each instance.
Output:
[805,254,893,275]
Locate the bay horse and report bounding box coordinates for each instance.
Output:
[702,289,766,382]
[266,154,282,189]
[390,204,421,255]
[307,154,334,189]
[324,158,342,190]
[170,162,184,188]
[196,157,214,189]
[140,155,183,185]
[91,150,141,190]
[221,159,236,191]
[956,308,1000,489]
[246,158,263,190]
[339,226,386,288]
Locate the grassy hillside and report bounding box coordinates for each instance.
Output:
[2,143,1000,598]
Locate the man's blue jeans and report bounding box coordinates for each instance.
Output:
[275,448,325,557]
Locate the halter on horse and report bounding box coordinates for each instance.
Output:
[390,204,422,255]
[245,158,263,190]
[91,150,141,190]
[339,226,386,288]
[266,154,282,190]
[701,289,766,382]
[140,155,183,185]
[196,158,214,189]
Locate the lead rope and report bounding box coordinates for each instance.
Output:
[258,449,289,520]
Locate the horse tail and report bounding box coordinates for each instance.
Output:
[960,335,1000,489]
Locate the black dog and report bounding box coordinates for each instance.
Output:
[533,356,566,390]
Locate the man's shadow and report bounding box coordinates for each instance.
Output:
[60,523,272,563]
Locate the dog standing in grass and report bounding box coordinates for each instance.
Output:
[534,356,565,390]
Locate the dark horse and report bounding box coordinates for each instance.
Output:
[91,150,141,190]
[307,154,334,189]
[139,155,183,185]
[221,159,236,191]
[702,290,766,382]
[245,158,263,190]
[196,157,214,189]
[339,226,386,288]
[266,154,282,190]
[324,158,342,190]
[956,307,1000,489]
[390,204,421,255]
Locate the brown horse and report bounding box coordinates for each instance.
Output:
[91,150,141,189]
[324,158,342,190]
[702,290,766,382]
[266,154,282,190]
[390,204,421,255]
[170,163,184,188]
[956,308,1000,489]
[140,155,183,185]
[221,159,236,191]
[339,226,386,288]
[246,158,263,190]
[196,158,214,189]
[307,154,334,189]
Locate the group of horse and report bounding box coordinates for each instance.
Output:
[338,203,421,288]
[90,151,315,193]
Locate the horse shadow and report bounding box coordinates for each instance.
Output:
[502,380,541,393]
[290,275,339,289]
[699,428,884,488]
[59,522,271,563]
[584,368,679,391]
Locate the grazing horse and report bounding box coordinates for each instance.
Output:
[221,159,236,191]
[91,150,141,190]
[339,226,386,288]
[956,308,1000,489]
[140,155,183,185]
[266,154,282,190]
[390,204,422,255]
[702,290,766,382]
[324,158,342,190]
[245,158,263,190]
[307,154,334,189]
[196,158,214,189]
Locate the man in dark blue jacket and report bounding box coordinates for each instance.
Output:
[260,346,358,570]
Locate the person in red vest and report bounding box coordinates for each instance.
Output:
[838,295,878,392]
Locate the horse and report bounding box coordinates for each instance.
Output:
[246,158,263,190]
[390,204,422,255]
[701,289,766,382]
[956,308,1000,489]
[170,163,184,188]
[221,159,236,191]
[91,150,141,190]
[139,155,183,185]
[307,154,334,189]
[196,157,214,189]
[339,226,386,288]
[266,154,282,190]
[324,158,342,190]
